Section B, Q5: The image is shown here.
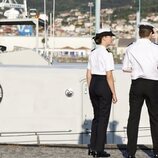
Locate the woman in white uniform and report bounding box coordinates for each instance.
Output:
[86,28,117,157]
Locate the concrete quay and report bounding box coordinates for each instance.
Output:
[0,144,155,158]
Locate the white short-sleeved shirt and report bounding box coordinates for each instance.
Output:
[87,45,114,75]
[122,38,158,80]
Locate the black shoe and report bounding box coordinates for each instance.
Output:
[88,148,95,156]
[127,156,136,158]
[154,154,158,158]
[93,151,110,157]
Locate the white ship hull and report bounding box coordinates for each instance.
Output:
[0,64,152,145]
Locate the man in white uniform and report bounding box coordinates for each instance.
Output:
[122,22,158,158]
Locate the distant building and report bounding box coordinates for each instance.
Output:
[117,38,135,60]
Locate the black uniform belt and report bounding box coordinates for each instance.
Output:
[92,74,106,78]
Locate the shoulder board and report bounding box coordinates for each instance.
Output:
[153,42,158,45]
[106,48,111,52]
[128,42,134,47]
[91,48,95,52]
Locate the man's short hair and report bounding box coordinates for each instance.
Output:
[139,28,153,38]
[138,22,154,38]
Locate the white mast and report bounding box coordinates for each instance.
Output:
[136,0,141,39]
[23,0,27,17]
[95,0,101,33]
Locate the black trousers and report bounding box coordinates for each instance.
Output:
[89,75,112,152]
[127,78,158,156]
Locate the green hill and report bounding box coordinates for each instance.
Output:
[26,0,158,19]
[26,0,133,13]
[1,0,158,20]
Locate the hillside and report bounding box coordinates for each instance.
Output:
[1,0,158,20]
[26,0,133,13]
[25,0,158,12]
[25,0,158,19]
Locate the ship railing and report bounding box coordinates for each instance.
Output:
[123,126,151,132]
[13,46,32,51]
[0,130,73,145]
[123,126,151,138]
[0,127,151,144]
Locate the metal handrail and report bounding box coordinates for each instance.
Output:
[0,130,72,145]
[0,127,151,144]
[123,126,150,131]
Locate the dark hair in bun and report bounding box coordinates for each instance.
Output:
[93,33,104,44]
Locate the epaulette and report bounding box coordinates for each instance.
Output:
[153,42,158,45]
[91,48,95,52]
[106,48,111,52]
[128,42,134,47]
[106,48,112,53]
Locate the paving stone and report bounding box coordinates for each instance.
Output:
[0,144,154,158]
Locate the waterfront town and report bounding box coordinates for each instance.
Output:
[1,3,158,64]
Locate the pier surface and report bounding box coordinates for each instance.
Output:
[0,144,154,158]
